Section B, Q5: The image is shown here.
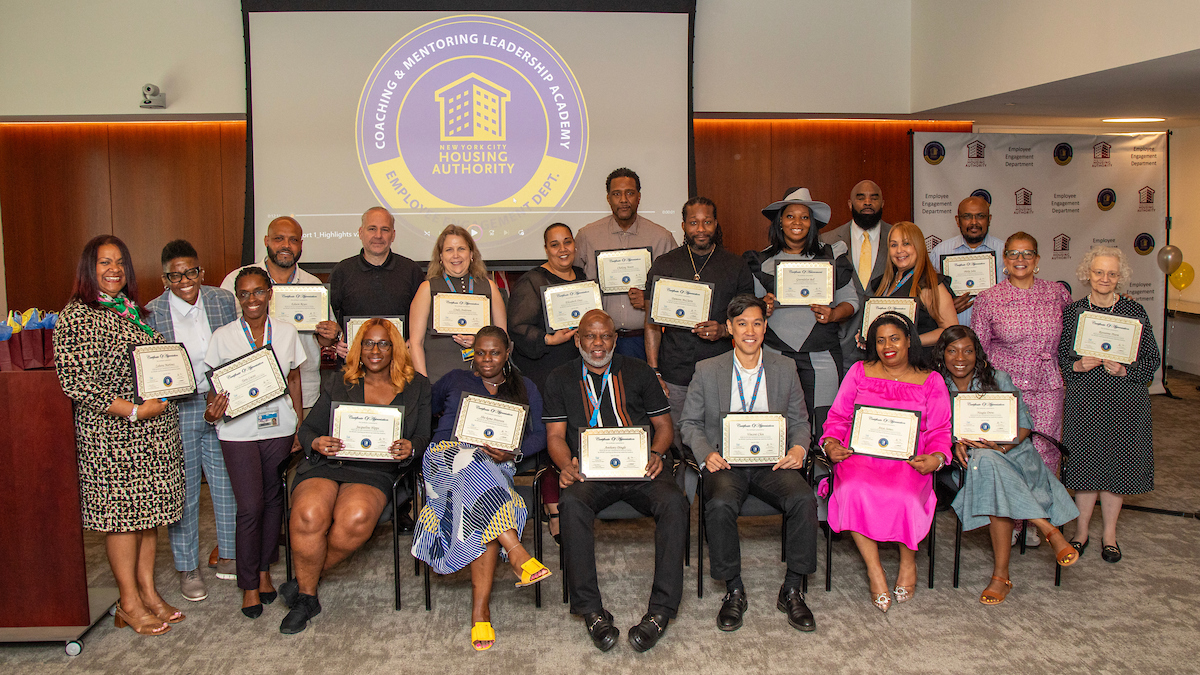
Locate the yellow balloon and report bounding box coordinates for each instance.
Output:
[1170,262,1195,290]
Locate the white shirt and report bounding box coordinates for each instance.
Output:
[849,222,878,280]
[168,291,213,394]
[729,351,769,413]
[204,317,307,442]
[220,260,324,407]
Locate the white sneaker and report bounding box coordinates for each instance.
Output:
[1025,527,1041,547]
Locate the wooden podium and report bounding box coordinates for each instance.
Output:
[0,370,118,655]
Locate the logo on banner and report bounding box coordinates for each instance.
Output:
[1014,188,1033,215]
[1097,188,1117,211]
[1134,233,1156,255]
[925,235,942,249]
[1052,233,1071,260]
[1138,186,1156,212]
[1093,142,1112,168]
[970,188,992,204]
[923,142,946,165]
[1054,143,1073,166]
[355,14,589,242]
[966,140,986,167]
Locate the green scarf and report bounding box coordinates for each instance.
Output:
[98,292,155,337]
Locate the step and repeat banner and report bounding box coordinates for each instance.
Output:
[913,131,1167,392]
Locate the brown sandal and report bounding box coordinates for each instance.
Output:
[1044,528,1080,567]
[114,606,171,635]
[145,599,185,624]
[979,576,1013,605]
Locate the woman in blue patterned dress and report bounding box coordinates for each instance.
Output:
[412,326,550,650]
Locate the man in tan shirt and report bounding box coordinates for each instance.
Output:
[574,168,677,359]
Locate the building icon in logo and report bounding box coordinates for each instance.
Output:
[1014,187,1033,214]
[1138,186,1155,212]
[1093,141,1112,167]
[1054,234,1070,252]
[967,140,985,158]
[925,234,942,249]
[435,74,511,142]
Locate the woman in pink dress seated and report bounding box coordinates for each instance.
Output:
[819,312,952,613]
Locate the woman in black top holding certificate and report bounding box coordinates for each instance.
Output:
[866,221,956,363]
[744,188,857,441]
[1058,246,1159,563]
[279,319,432,634]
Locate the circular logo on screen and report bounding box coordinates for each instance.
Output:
[675,309,685,317]
[361,438,372,449]
[1134,233,1155,255]
[458,318,467,326]
[1101,342,1112,352]
[1097,188,1117,211]
[356,15,588,244]
[610,457,621,468]
[965,279,975,288]
[484,428,494,438]
[249,387,260,398]
[571,309,580,318]
[163,376,173,386]
[621,275,631,284]
[980,422,990,432]
[878,438,889,448]
[294,313,304,322]
[1054,143,1073,166]
[749,445,761,455]
[923,142,946,165]
[800,288,810,297]
[970,188,992,204]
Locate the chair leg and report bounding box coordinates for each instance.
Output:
[697,485,705,599]
[282,472,293,583]
[393,481,402,611]
[780,515,787,563]
[825,523,832,592]
[423,561,431,611]
[1019,520,1027,555]
[532,469,542,609]
[1055,560,1063,587]
[802,573,808,594]
[561,561,569,604]
[413,476,422,577]
[953,516,963,589]
[927,514,936,589]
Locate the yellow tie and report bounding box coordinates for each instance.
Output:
[858,231,872,287]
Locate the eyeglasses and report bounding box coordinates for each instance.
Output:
[362,340,393,351]
[1091,270,1121,280]
[1003,250,1038,260]
[958,214,990,223]
[164,266,202,283]
[235,288,269,300]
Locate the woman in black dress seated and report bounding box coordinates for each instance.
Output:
[279,319,431,634]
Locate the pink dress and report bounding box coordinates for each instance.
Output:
[971,278,1071,474]
[821,363,952,550]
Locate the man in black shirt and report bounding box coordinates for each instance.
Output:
[544,310,687,653]
[645,197,754,450]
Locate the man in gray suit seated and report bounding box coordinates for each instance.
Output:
[819,180,891,372]
[681,294,816,633]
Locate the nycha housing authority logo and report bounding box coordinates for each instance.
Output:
[1093,142,1112,168]
[1014,188,1032,215]
[966,140,986,167]
[1052,233,1071,260]
[356,15,588,242]
[1138,186,1155,212]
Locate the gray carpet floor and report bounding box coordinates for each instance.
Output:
[5,372,1200,674]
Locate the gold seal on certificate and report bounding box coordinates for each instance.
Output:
[542,281,603,331]
[952,392,1018,443]
[649,276,714,328]
[774,260,834,306]
[861,297,918,334]
[330,402,404,461]
[595,247,652,294]
[722,413,786,465]
[268,284,329,331]
[940,252,997,294]
[344,316,404,343]
[1073,311,1143,365]
[579,426,650,481]
[130,343,197,403]
[432,293,491,335]
[452,394,529,453]
[849,405,922,460]
[206,345,289,419]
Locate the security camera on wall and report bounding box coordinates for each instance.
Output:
[140,83,165,109]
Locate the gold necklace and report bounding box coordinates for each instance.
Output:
[688,247,714,281]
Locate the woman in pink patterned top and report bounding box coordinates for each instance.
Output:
[972,232,1071,479]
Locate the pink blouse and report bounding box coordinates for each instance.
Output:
[972,278,1071,392]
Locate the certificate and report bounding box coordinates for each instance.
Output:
[129,343,196,403]
[268,284,329,332]
[774,261,835,306]
[344,316,405,343]
[952,392,1019,443]
[432,293,491,335]
[330,402,404,461]
[940,252,997,294]
[578,426,651,481]
[722,413,786,465]
[595,247,653,294]
[1073,311,1143,365]
[848,405,922,460]
[861,297,918,334]
[542,281,603,331]
[206,345,289,419]
[649,276,714,328]
[452,394,528,453]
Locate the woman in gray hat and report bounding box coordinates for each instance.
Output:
[743,188,858,442]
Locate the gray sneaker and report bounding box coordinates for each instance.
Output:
[214,558,237,580]
[180,569,208,602]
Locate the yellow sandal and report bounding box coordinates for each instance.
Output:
[515,558,552,588]
[471,622,496,651]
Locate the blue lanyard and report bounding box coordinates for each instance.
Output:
[443,274,474,293]
[734,358,764,413]
[890,269,915,296]
[583,361,613,428]
[241,317,272,349]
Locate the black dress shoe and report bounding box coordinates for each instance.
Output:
[279,593,322,635]
[1101,542,1122,563]
[1070,539,1089,558]
[777,586,816,632]
[241,603,263,619]
[717,589,747,632]
[628,613,669,652]
[259,590,278,605]
[397,510,415,533]
[582,610,619,652]
[279,578,299,609]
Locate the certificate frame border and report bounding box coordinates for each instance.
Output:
[578,425,652,481]
[1073,310,1144,365]
[129,342,198,404]
[329,400,406,462]
[938,251,998,295]
[773,260,835,307]
[540,280,603,332]
[721,412,787,466]
[861,297,918,335]
[344,316,406,343]
[950,391,1020,444]
[206,344,289,420]
[648,275,715,329]
[594,246,654,295]
[451,393,530,453]
[268,283,330,332]
[848,404,922,461]
[431,292,492,335]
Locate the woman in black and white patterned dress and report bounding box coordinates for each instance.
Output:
[1058,246,1159,564]
[54,235,185,635]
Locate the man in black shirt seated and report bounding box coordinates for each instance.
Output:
[543,310,687,653]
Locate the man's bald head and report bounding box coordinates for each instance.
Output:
[849,180,884,230]
[264,216,303,269]
[576,310,616,369]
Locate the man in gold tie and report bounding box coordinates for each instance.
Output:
[819,180,891,372]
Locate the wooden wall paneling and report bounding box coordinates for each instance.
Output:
[0,124,113,311]
[220,122,247,281]
[770,120,867,232]
[107,123,225,306]
[693,119,773,257]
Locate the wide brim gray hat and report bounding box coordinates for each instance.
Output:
[761,187,832,224]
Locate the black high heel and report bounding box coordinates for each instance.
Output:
[241,603,263,619]
[260,590,278,604]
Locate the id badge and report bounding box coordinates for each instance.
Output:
[461,348,474,362]
[256,407,280,429]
